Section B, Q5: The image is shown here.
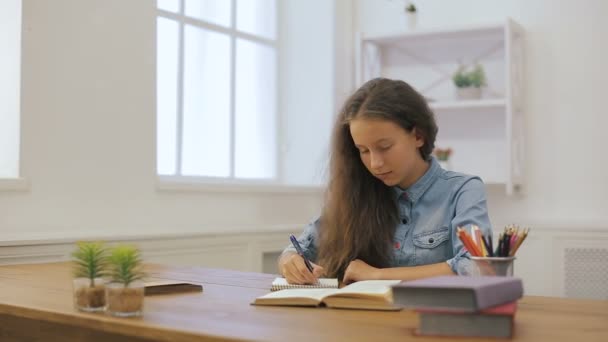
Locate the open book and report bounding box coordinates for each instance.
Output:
[253,280,402,311]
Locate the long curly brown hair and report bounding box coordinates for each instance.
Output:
[317,78,438,279]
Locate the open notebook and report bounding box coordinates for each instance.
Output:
[270,278,339,291]
[254,280,402,311]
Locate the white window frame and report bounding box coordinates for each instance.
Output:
[0,0,27,191]
[156,0,290,191]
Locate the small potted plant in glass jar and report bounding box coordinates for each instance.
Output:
[106,245,146,317]
[72,241,108,312]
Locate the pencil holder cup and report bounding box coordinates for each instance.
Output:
[470,256,515,276]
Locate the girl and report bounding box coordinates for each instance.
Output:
[279,78,492,285]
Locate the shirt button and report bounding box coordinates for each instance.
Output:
[428,238,435,243]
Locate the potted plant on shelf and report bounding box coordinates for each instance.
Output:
[452,64,486,100]
[434,147,453,170]
[72,241,108,312]
[106,245,146,317]
[405,2,417,30]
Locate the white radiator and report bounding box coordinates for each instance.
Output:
[564,247,608,300]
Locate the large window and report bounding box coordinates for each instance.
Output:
[0,0,22,179]
[156,0,278,181]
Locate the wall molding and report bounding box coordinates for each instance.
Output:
[0,227,299,274]
[0,177,29,192]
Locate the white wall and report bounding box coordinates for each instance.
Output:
[354,0,608,228]
[0,0,324,242]
[280,0,335,185]
[333,0,355,116]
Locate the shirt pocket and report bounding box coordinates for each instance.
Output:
[413,227,450,265]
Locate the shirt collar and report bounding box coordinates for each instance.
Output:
[393,156,440,203]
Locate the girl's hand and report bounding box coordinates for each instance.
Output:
[279,252,325,284]
[343,259,381,285]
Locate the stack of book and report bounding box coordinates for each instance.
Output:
[392,276,523,338]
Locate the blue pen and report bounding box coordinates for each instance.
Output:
[289,234,314,273]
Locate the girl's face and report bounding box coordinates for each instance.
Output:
[349,117,427,189]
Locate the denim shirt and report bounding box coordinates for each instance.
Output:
[282,157,492,275]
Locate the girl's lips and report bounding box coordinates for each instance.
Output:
[376,171,392,179]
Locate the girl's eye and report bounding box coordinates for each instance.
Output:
[379,145,392,151]
[359,149,369,155]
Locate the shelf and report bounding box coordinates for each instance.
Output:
[362,22,505,46]
[429,99,506,111]
[356,18,525,195]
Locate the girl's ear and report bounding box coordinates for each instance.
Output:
[412,127,425,148]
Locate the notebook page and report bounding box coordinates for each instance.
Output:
[271,278,339,291]
[258,288,340,301]
[336,280,402,295]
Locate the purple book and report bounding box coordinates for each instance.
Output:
[391,276,523,312]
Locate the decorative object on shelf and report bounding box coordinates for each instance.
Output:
[434,147,452,170]
[452,64,486,100]
[106,245,146,317]
[71,241,108,312]
[404,2,417,30]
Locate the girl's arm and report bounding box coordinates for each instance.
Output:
[343,259,454,284]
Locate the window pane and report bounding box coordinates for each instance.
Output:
[185,0,231,28]
[156,18,179,175]
[236,0,276,40]
[157,0,179,13]
[182,25,231,177]
[0,0,21,178]
[235,39,276,179]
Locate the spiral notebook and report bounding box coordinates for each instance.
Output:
[270,278,339,291]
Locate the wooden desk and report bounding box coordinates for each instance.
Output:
[0,262,607,342]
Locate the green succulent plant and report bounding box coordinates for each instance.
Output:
[72,241,108,287]
[469,64,486,87]
[452,64,486,88]
[108,245,145,287]
[405,3,417,13]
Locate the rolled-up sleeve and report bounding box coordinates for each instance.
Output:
[281,216,321,262]
[445,178,492,275]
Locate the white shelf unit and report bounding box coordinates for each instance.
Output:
[355,19,525,195]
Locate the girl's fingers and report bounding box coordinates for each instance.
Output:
[282,254,321,284]
[291,257,317,284]
[312,264,325,278]
[284,267,306,284]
